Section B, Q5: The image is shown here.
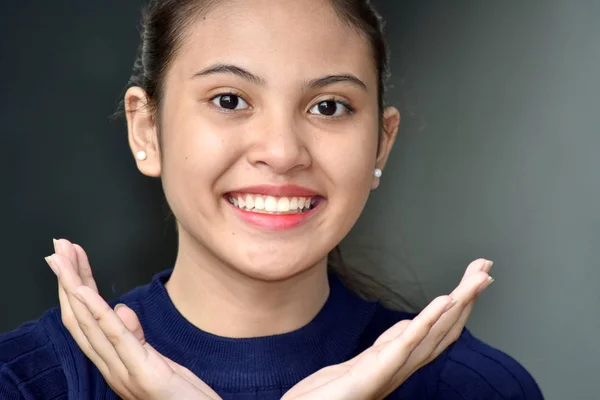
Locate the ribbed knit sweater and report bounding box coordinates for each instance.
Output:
[0,270,544,399]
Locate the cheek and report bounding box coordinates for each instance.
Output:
[313,124,379,231]
[318,126,379,190]
[159,113,240,207]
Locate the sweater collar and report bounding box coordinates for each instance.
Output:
[135,269,377,391]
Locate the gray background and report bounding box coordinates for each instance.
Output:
[2,1,598,399]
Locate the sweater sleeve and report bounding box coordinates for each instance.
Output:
[435,329,544,400]
[0,318,68,399]
[0,367,23,400]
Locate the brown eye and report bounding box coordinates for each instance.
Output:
[309,100,351,117]
[211,94,249,111]
[318,101,337,116]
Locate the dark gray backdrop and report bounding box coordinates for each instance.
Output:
[2,1,598,399]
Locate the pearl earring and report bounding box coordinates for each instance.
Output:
[136,151,147,161]
[374,168,383,178]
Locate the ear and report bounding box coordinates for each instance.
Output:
[372,106,400,190]
[125,87,162,177]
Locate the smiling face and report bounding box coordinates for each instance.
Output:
[126,0,399,281]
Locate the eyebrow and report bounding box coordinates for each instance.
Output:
[304,74,367,92]
[191,63,368,92]
[191,64,267,86]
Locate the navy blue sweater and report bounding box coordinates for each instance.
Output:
[0,270,543,399]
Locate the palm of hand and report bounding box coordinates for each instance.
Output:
[48,239,491,400]
[49,239,221,400]
[282,259,492,400]
[281,322,415,400]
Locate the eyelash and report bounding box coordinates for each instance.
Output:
[327,99,356,116]
[208,91,249,113]
[207,92,355,118]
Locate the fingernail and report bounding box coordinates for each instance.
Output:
[477,276,495,293]
[52,238,59,253]
[45,256,59,277]
[444,297,458,312]
[114,304,126,312]
[478,259,494,272]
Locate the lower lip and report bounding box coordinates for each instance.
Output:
[226,199,322,231]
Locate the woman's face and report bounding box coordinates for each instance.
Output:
[127,0,399,280]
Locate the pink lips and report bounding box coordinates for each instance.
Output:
[225,185,323,231]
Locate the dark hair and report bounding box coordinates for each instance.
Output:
[125,0,413,310]
[127,0,389,114]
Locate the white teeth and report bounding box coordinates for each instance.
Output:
[278,197,290,212]
[265,196,278,212]
[245,195,254,210]
[254,197,265,210]
[228,194,315,214]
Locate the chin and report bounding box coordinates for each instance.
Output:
[231,253,323,283]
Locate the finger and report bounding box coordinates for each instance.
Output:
[428,269,495,361]
[373,320,410,347]
[336,296,455,400]
[437,268,492,328]
[46,255,109,374]
[480,259,494,274]
[437,259,493,339]
[53,239,78,268]
[377,295,454,372]
[73,243,99,292]
[52,254,123,376]
[416,259,492,354]
[408,271,492,368]
[115,304,146,343]
[54,239,99,293]
[458,258,491,283]
[377,262,494,398]
[164,357,222,399]
[73,286,150,376]
[440,259,494,335]
[373,259,491,348]
[428,313,471,363]
[376,275,487,400]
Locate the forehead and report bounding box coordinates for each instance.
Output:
[171,0,377,86]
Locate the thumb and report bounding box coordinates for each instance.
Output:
[114,304,146,343]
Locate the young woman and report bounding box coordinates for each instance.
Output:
[0,1,544,399]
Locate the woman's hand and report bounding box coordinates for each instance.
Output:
[46,239,222,400]
[281,258,494,400]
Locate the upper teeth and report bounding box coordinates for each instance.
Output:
[229,195,313,213]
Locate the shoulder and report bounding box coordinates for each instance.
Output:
[0,308,68,399]
[0,274,160,400]
[436,328,544,399]
[366,305,544,399]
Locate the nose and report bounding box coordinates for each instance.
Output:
[246,113,312,175]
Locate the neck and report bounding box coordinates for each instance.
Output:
[164,230,330,338]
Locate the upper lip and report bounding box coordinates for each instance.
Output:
[226,185,321,198]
